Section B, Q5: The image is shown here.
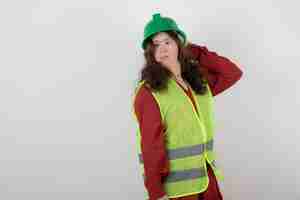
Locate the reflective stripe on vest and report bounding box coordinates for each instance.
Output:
[144,167,206,183]
[138,139,214,164]
[142,160,217,183]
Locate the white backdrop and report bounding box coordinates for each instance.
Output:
[0,1,299,199]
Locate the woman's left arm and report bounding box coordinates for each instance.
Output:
[189,43,243,96]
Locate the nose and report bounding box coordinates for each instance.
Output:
[157,44,167,54]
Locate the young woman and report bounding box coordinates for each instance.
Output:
[132,13,243,200]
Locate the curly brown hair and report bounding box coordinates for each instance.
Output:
[139,31,208,95]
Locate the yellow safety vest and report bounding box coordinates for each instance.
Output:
[132,77,224,199]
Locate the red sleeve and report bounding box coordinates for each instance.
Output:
[189,43,243,96]
[133,85,169,200]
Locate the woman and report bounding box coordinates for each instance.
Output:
[132,13,243,200]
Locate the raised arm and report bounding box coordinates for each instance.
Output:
[189,43,243,96]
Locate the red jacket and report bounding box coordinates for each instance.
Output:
[134,44,243,200]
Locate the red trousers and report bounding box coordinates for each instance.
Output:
[170,163,223,200]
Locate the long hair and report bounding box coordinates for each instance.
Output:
[139,31,208,95]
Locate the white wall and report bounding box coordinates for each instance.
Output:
[0,0,299,199]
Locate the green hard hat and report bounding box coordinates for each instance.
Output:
[142,13,187,49]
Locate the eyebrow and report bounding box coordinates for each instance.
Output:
[153,38,170,43]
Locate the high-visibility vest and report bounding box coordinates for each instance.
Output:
[132,77,224,199]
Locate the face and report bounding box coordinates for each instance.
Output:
[152,32,179,66]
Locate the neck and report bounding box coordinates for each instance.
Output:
[167,61,182,78]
